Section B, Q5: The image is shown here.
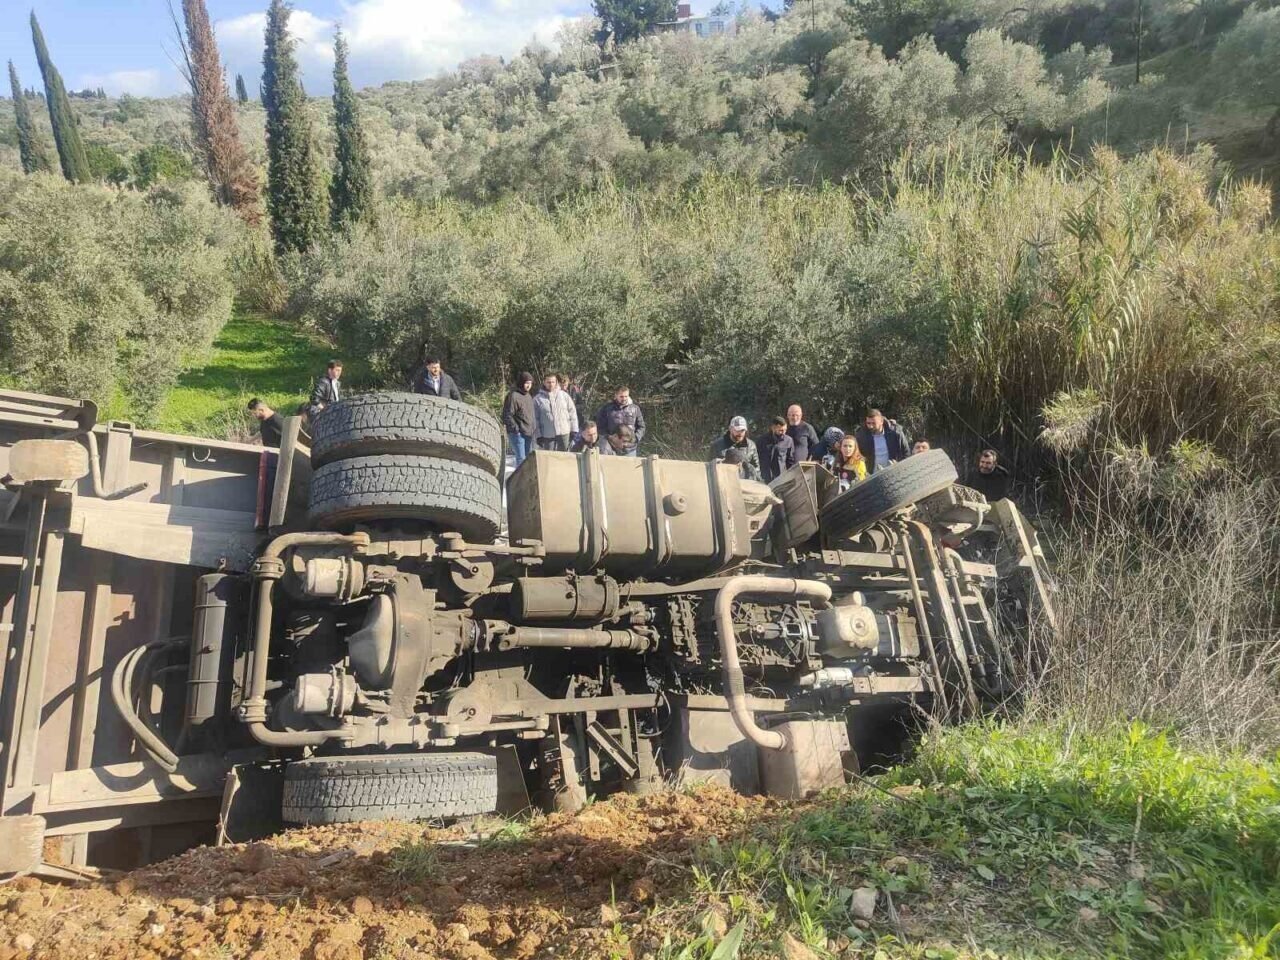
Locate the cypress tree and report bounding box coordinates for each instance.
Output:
[235,73,249,103]
[180,0,261,222]
[30,13,91,183]
[8,60,55,174]
[329,30,374,231]
[262,0,326,254]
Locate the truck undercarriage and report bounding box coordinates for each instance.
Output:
[0,389,1053,877]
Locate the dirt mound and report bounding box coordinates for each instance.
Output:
[0,787,783,960]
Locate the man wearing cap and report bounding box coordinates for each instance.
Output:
[785,404,820,463]
[815,426,845,461]
[756,415,796,483]
[710,416,761,481]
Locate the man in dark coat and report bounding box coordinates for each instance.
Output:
[413,356,462,400]
[594,386,645,456]
[854,408,911,474]
[501,372,536,469]
[967,449,1012,501]
[785,404,820,462]
[309,360,343,416]
[247,398,284,447]
[756,415,796,482]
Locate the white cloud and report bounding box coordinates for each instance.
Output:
[215,0,584,94]
[75,68,176,97]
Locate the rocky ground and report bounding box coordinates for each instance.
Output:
[0,788,784,960]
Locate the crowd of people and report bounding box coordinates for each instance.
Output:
[250,358,1013,503]
[707,404,1011,500]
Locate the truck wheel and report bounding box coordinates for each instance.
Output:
[310,392,504,476]
[282,753,498,824]
[821,450,959,536]
[308,454,502,540]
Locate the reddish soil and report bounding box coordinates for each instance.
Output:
[0,788,783,960]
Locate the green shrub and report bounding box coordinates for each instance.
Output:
[0,172,239,423]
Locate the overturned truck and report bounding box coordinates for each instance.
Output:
[0,390,1053,875]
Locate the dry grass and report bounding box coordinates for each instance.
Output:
[1019,478,1280,753]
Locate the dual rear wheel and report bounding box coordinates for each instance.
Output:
[306,392,505,540]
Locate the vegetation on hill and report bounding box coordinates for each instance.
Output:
[0,170,238,421]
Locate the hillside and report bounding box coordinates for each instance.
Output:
[3,0,1277,201]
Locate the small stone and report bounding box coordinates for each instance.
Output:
[1127,862,1146,880]
[1080,876,1105,890]
[198,906,216,922]
[883,856,911,874]
[8,893,42,917]
[599,904,619,926]
[627,877,655,903]
[148,923,166,936]
[850,886,877,922]
[239,843,275,874]
[1078,906,1099,923]
[166,897,198,914]
[148,908,173,926]
[429,884,464,911]
[445,922,471,944]
[11,878,40,893]
[349,896,374,916]
[13,934,35,952]
[781,932,819,960]
[703,908,728,939]
[216,898,238,915]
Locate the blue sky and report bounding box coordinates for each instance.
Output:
[4,1,722,98]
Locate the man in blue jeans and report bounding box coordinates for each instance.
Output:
[501,371,536,470]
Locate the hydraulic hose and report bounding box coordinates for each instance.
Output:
[242,531,370,748]
[110,639,187,772]
[714,576,832,751]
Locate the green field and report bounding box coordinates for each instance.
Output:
[155,310,363,441]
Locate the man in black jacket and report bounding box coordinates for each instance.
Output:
[309,360,343,416]
[247,398,284,447]
[967,449,1012,501]
[757,415,796,482]
[594,386,645,456]
[501,371,536,469]
[854,408,911,474]
[413,356,462,400]
[785,404,820,462]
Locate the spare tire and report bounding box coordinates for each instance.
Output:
[311,392,503,475]
[308,454,502,540]
[821,450,959,537]
[282,753,497,825]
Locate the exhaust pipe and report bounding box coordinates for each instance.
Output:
[714,576,832,750]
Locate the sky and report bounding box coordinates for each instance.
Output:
[3,0,722,98]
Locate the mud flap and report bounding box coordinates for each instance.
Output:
[217,762,285,845]
[0,814,45,878]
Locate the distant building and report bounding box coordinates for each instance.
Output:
[658,3,738,38]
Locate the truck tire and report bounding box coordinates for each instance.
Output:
[308,455,502,540]
[281,753,498,824]
[821,450,959,536]
[310,392,503,475]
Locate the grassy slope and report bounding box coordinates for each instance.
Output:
[637,723,1280,960]
[155,309,365,441]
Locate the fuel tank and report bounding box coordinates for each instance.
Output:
[507,450,767,579]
